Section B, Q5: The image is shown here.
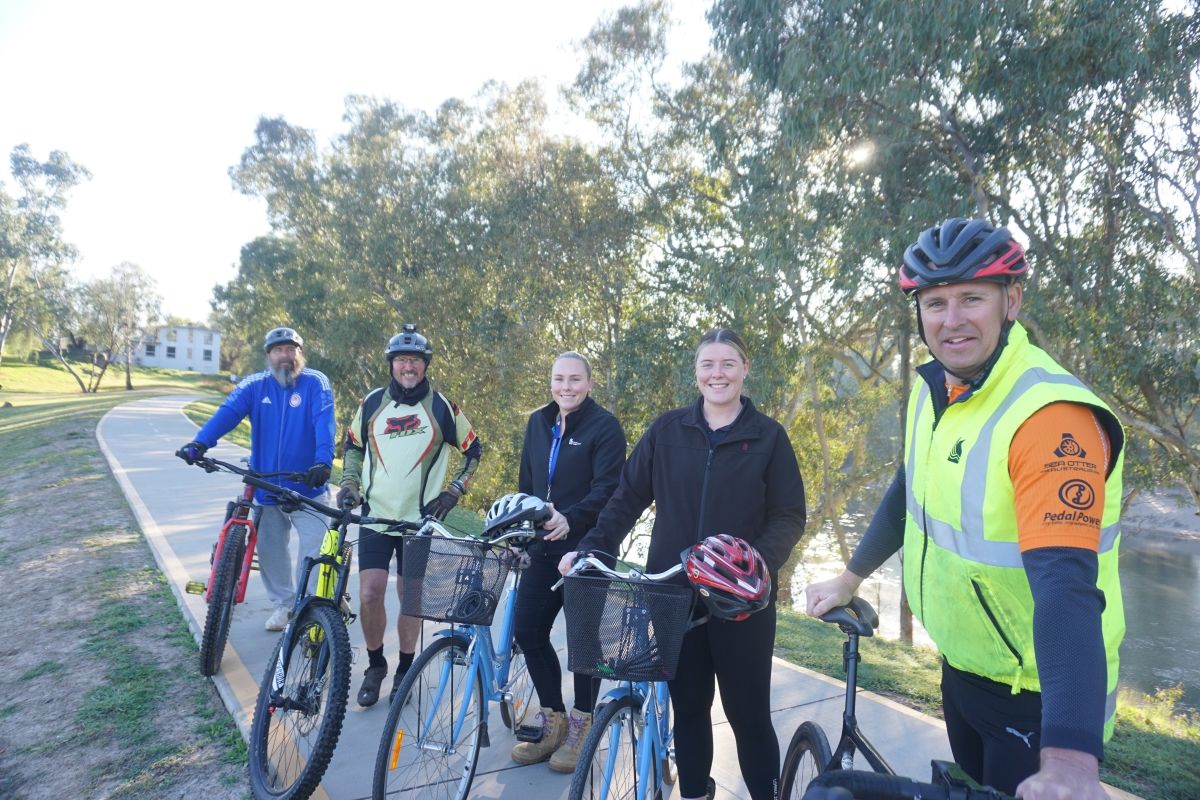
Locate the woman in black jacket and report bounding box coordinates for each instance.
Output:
[560,329,807,800]
[510,351,627,771]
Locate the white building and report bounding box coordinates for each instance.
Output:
[135,325,222,373]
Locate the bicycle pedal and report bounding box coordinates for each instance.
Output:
[515,723,543,743]
[184,581,206,595]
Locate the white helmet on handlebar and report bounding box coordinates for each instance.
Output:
[484,493,550,536]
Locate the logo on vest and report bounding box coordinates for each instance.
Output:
[1057,479,1096,510]
[384,414,428,437]
[947,438,965,463]
[1054,432,1086,459]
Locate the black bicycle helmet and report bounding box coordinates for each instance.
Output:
[899,218,1027,296]
[386,323,433,364]
[263,326,303,352]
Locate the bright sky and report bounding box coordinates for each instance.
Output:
[0,0,712,322]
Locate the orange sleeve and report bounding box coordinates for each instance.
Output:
[1009,402,1110,553]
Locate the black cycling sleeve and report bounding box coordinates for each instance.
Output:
[847,465,906,578]
[1024,545,1107,759]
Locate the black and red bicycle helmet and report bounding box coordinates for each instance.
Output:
[683,534,771,622]
[899,218,1027,296]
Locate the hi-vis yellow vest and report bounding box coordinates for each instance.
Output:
[902,322,1125,740]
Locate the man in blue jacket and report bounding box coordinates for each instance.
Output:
[178,327,336,631]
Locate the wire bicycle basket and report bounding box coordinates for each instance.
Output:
[563,573,694,681]
[401,536,513,625]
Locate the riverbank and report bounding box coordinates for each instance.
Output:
[1122,486,1200,547]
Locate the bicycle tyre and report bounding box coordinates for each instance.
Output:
[199,526,246,676]
[569,694,657,800]
[372,634,484,800]
[780,721,833,799]
[499,641,535,731]
[248,603,351,800]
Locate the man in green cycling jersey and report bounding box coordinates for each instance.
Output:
[337,324,482,706]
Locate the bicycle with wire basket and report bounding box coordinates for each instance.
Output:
[558,552,699,800]
[370,496,553,800]
[177,455,305,677]
[183,455,422,800]
[781,597,1013,800]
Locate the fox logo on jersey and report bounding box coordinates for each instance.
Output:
[385,415,426,437]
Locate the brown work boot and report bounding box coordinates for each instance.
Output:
[548,708,592,773]
[510,707,567,765]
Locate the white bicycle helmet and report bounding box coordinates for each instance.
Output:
[484,493,550,536]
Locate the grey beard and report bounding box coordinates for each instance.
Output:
[267,354,305,387]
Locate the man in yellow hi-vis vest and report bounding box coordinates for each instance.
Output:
[806,218,1124,800]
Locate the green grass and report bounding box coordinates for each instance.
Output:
[0,355,231,394]
[18,661,64,681]
[774,608,1200,799]
[182,398,251,449]
[0,383,247,794]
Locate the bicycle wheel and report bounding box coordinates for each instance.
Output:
[499,641,535,731]
[199,527,246,676]
[569,695,658,800]
[372,634,484,800]
[779,721,833,799]
[248,603,351,800]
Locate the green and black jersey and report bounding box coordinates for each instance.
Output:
[343,386,481,532]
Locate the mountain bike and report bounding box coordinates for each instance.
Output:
[780,597,1012,800]
[185,455,421,800]
[178,455,303,676]
[371,498,553,800]
[558,553,699,800]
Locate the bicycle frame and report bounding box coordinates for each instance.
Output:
[825,627,893,774]
[415,564,525,749]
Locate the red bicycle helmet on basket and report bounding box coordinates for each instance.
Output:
[683,534,771,622]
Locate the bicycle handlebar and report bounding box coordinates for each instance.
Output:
[551,553,685,590]
[187,456,421,532]
[802,764,1015,800]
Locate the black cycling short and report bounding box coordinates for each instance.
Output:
[358,530,405,572]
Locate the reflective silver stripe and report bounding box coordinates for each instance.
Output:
[905,383,930,522]
[961,368,1086,540]
[1105,685,1118,724]
[906,378,1023,567]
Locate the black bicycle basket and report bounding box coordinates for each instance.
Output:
[563,573,693,681]
[401,536,512,625]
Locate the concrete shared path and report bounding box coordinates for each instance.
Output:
[97,394,1031,800]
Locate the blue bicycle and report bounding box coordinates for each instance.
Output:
[559,554,699,800]
[371,495,551,800]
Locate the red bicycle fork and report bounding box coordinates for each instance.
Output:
[206,484,260,605]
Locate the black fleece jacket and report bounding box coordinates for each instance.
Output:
[518,395,627,556]
[577,396,807,577]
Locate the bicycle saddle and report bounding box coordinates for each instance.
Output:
[819,596,879,637]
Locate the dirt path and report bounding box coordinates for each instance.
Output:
[0,393,248,800]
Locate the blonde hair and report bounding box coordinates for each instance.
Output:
[554,350,593,379]
[695,328,749,364]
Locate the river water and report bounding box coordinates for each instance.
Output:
[789,512,1200,712]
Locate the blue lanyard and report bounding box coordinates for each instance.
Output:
[546,419,563,498]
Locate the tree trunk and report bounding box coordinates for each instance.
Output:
[124,344,134,390]
[0,259,19,365]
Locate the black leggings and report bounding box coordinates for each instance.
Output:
[668,603,779,800]
[941,660,1042,796]
[513,552,598,713]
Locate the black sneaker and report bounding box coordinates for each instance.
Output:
[357,665,388,707]
[706,777,716,799]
